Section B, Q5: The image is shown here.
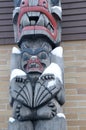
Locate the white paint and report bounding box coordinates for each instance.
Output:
[15,7,20,10]
[12,47,21,54]
[10,69,26,81]
[9,117,15,123]
[47,80,56,88]
[57,113,66,119]
[51,46,63,58]
[51,6,62,19]
[51,6,62,13]
[42,63,62,83]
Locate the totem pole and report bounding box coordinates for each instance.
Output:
[8,0,67,130]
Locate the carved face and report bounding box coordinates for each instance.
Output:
[16,0,62,46]
[20,39,52,74]
[14,0,60,7]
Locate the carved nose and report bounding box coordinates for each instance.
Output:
[30,56,37,60]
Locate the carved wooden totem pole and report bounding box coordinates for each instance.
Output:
[8,0,67,130]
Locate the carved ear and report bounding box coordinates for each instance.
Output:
[51,47,64,69]
[10,69,26,81]
[51,6,62,20]
[11,47,21,71]
[51,46,64,83]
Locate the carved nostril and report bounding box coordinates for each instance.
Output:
[43,1,46,4]
[22,1,25,5]
[39,0,48,8]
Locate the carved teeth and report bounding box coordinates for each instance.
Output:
[27,12,40,17]
[30,20,36,25]
[47,24,51,31]
[31,63,36,68]
[29,63,40,68]
[47,23,54,32]
[43,15,50,27]
[37,14,44,26]
[20,14,30,27]
[36,64,39,68]
[20,12,54,33]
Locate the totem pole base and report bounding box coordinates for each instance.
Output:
[8,116,67,130]
[8,119,33,130]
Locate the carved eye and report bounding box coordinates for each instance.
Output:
[39,0,48,8]
[23,53,30,61]
[51,0,59,5]
[38,52,48,59]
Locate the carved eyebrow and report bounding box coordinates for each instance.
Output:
[22,47,49,55]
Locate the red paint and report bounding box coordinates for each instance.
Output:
[17,5,58,42]
[26,57,44,73]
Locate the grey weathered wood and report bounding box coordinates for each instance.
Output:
[8,120,33,130]
[8,0,67,130]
